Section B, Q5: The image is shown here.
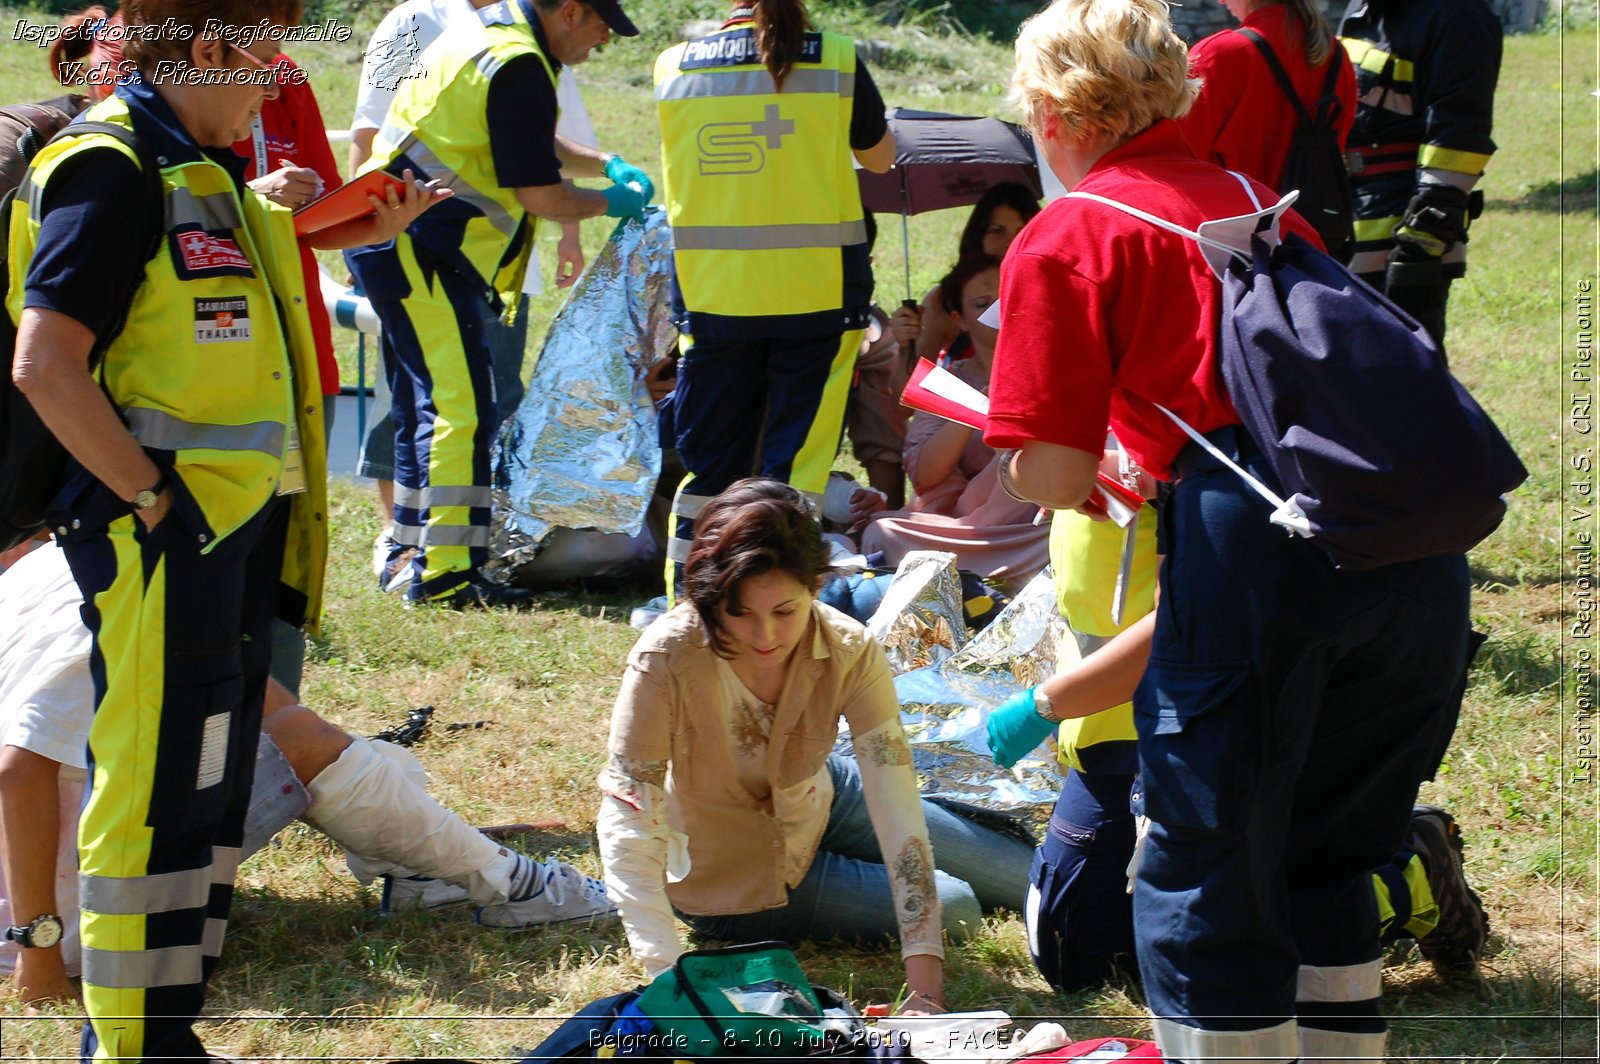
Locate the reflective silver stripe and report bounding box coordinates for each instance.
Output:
[655,68,852,102]
[1420,166,1482,192]
[1299,1027,1388,1058]
[420,524,492,548]
[82,943,204,989]
[391,523,424,547]
[211,846,241,884]
[1442,243,1466,266]
[124,408,285,458]
[396,485,495,509]
[201,917,227,958]
[670,492,715,519]
[474,47,504,80]
[1149,1016,1297,1063]
[80,868,211,915]
[673,220,866,251]
[1348,249,1389,275]
[381,127,518,238]
[1297,959,1382,1002]
[22,174,45,222]
[667,538,692,563]
[167,186,243,231]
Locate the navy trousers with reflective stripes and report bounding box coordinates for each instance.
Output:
[62,492,285,1064]
[666,330,858,573]
[366,247,500,600]
[1133,447,1470,1042]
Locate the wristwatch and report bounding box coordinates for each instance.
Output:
[132,473,168,512]
[1033,685,1058,723]
[4,913,63,949]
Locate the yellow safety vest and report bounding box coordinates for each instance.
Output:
[1049,506,1158,774]
[7,96,327,629]
[655,24,866,333]
[365,1,553,303]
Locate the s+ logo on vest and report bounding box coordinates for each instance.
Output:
[696,104,795,176]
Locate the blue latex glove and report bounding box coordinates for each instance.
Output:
[604,154,655,204]
[602,182,648,222]
[986,686,1058,768]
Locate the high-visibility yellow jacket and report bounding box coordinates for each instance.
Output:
[656,22,870,339]
[7,91,327,628]
[365,0,556,305]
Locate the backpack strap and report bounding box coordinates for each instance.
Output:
[1236,28,1315,127]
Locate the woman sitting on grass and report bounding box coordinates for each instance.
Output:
[597,479,1032,1012]
[861,255,1050,587]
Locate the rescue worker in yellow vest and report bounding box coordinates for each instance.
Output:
[346,0,651,609]
[656,0,894,582]
[1339,0,1502,351]
[6,2,441,1058]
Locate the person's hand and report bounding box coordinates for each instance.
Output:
[644,356,677,404]
[896,989,946,1017]
[603,182,648,223]
[846,486,887,534]
[604,155,655,204]
[365,169,452,243]
[554,224,584,288]
[135,484,172,532]
[249,161,321,208]
[986,685,1057,768]
[890,302,922,346]
[15,948,78,1009]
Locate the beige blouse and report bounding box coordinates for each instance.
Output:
[597,601,942,975]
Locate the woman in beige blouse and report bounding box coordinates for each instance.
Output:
[598,479,1033,1013]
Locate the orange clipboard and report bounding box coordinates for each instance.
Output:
[292,170,406,237]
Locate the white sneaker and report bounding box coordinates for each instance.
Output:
[381,874,472,913]
[371,529,395,580]
[474,859,618,928]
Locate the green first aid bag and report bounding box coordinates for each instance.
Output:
[635,942,828,1057]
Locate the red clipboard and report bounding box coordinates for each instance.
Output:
[898,358,1146,527]
[292,171,405,237]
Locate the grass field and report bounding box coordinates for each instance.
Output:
[0,2,1596,1060]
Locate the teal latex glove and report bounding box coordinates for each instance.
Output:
[604,155,655,204]
[602,182,648,222]
[986,686,1058,768]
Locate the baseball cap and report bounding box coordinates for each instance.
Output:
[586,0,638,36]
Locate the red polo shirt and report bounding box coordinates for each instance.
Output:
[984,119,1319,478]
[1176,5,1357,189]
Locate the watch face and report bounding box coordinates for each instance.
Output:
[28,916,62,949]
[135,490,158,511]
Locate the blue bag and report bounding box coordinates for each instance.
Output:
[1068,180,1527,571]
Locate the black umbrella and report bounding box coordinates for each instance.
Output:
[857,108,1043,300]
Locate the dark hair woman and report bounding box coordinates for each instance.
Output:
[6,0,440,1057]
[654,2,896,585]
[889,181,1042,365]
[598,479,1033,1014]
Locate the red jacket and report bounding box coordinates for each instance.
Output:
[231,55,342,396]
[1176,5,1356,190]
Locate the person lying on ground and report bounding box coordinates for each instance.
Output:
[0,543,614,1006]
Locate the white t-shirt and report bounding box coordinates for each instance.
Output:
[0,543,93,772]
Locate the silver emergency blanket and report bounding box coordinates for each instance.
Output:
[487,209,677,581]
[864,551,967,673]
[849,560,1066,818]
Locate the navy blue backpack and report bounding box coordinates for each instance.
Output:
[1068,179,1527,571]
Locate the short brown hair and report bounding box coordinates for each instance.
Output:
[120,0,304,70]
[684,479,830,657]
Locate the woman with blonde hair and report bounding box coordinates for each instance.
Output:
[982,1,1473,1060]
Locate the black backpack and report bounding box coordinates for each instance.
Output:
[0,113,163,552]
[1067,181,1527,571]
[1238,28,1355,263]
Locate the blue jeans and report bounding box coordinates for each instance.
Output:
[682,755,1032,947]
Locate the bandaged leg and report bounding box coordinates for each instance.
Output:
[301,737,519,905]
